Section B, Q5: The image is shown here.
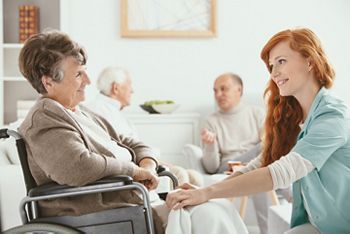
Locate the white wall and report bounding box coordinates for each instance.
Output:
[66,0,350,117]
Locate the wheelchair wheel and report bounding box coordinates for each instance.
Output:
[3,222,81,234]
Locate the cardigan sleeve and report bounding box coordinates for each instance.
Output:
[20,104,139,187]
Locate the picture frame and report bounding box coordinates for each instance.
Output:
[120,0,217,38]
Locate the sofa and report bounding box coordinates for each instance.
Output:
[183,143,227,186]
[0,135,26,231]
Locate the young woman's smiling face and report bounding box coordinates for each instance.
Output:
[268,40,312,98]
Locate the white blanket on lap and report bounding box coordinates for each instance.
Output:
[166,198,248,234]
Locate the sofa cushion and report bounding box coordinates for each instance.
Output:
[202,173,228,186]
[0,140,12,165]
[0,138,19,165]
[268,203,292,234]
[1,121,23,165]
[0,165,26,230]
[183,144,206,174]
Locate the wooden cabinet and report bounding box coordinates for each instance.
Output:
[0,0,68,125]
[127,113,200,168]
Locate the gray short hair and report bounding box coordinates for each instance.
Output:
[19,30,87,94]
[97,67,129,95]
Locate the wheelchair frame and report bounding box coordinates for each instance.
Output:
[0,128,178,234]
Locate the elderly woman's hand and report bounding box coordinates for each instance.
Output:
[166,186,209,210]
[133,167,159,190]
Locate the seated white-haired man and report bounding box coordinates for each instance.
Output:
[88,67,138,139]
[87,66,204,187]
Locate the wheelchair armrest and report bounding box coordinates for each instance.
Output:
[157,165,179,188]
[28,175,133,197]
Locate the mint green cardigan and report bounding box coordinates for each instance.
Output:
[291,88,350,233]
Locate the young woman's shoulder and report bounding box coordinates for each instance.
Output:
[316,93,349,118]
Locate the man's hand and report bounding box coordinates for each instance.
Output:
[200,128,216,144]
[132,167,159,190]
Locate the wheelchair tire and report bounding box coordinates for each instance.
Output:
[3,222,81,234]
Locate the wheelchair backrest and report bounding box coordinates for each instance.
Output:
[0,129,37,193]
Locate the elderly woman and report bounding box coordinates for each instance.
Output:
[18,30,165,230]
[18,31,247,234]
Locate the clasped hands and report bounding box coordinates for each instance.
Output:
[133,158,208,210]
[133,167,208,210]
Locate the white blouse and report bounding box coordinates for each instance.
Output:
[66,107,132,162]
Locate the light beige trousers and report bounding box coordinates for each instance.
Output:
[285,223,320,234]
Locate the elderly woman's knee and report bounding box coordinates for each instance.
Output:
[168,165,204,187]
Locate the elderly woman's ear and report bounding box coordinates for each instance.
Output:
[41,76,53,92]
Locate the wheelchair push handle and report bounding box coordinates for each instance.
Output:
[0,128,22,140]
[157,165,179,188]
[0,128,10,139]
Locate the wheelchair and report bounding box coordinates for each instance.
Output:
[0,128,178,234]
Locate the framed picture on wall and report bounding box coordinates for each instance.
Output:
[120,0,217,38]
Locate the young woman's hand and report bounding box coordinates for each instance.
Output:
[166,187,209,210]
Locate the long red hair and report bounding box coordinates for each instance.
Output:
[260,28,335,167]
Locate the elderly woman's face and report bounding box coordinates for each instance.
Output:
[44,56,90,110]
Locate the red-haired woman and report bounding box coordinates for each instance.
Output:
[166,28,350,234]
